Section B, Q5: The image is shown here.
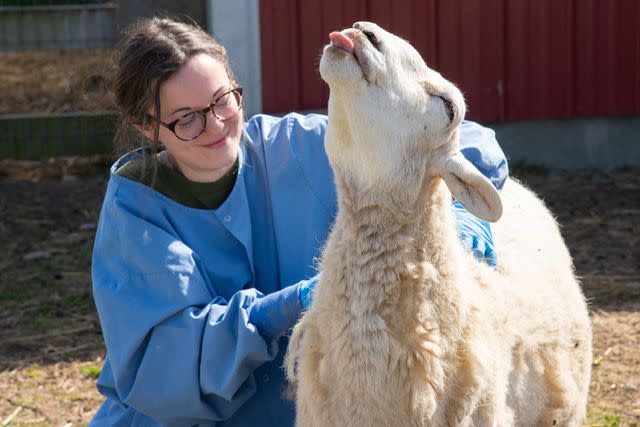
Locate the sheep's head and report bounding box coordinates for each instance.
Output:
[320,21,502,222]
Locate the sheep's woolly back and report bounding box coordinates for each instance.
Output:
[285,22,591,427]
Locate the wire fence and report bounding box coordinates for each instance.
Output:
[0,0,117,160]
[1,0,107,5]
[0,111,116,160]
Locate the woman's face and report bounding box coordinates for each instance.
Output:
[145,53,243,182]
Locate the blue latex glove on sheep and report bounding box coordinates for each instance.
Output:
[452,200,497,268]
[299,203,497,310]
[299,273,321,310]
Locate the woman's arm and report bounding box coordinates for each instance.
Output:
[459,120,509,190]
[92,189,306,425]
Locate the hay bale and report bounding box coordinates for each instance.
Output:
[0,50,115,114]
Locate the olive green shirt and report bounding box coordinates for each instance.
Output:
[115,152,238,210]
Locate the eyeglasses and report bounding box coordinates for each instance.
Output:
[155,87,243,141]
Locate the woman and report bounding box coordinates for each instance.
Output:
[90,17,508,426]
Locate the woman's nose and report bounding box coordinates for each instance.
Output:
[204,109,225,133]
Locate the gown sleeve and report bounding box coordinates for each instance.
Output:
[459,120,509,190]
[92,185,292,425]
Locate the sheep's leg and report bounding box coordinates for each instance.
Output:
[466,374,514,427]
[473,374,515,427]
[294,401,315,427]
[287,321,333,427]
[293,363,333,427]
[443,355,484,426]
[292,365,326,427]
[442,342,513,427]
[295,396,326,427]
[447,340,514,427]
[536,349,581,427]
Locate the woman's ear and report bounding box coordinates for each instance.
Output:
[129,116,153,140]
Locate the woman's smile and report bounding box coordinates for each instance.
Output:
[199,132,229,149]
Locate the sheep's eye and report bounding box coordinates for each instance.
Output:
[362,30,381,49]
[440,97,456,121]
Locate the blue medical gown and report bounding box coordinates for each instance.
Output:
[90,113,507,426]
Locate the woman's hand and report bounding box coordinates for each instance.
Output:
[299,273,322,310]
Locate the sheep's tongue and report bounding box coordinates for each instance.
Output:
[329,31,354,55]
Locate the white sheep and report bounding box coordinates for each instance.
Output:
[285,21,591,427]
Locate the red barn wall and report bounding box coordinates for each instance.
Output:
[259,0,640,121]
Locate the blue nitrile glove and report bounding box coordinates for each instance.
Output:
[452,200,497,268]
[298,272,322,310]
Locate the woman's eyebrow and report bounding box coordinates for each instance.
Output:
[168,106,192,117]
[167,85,228,117]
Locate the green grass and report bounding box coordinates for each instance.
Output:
[28,228,49,240]
[600,414,622,427]
[27,365,43,378]
[62,291,91,307]
[80,365,101,379]
[37,304,52,315]
[34,258,56,272]
[587,406,625,427]
[0,286,29,302]
[26,315,64,332]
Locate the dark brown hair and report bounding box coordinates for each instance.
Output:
[111,17,236,155]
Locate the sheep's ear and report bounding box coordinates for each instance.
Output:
[442,154,503,222]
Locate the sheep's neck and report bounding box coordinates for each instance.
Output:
[322,174,464,336]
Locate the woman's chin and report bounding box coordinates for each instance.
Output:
[195,144,239,181]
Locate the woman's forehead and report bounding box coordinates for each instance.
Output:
[160,54,230,113]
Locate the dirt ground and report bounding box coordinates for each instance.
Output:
[0,159,638,426]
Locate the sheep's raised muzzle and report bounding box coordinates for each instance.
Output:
[323,28,376,83]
